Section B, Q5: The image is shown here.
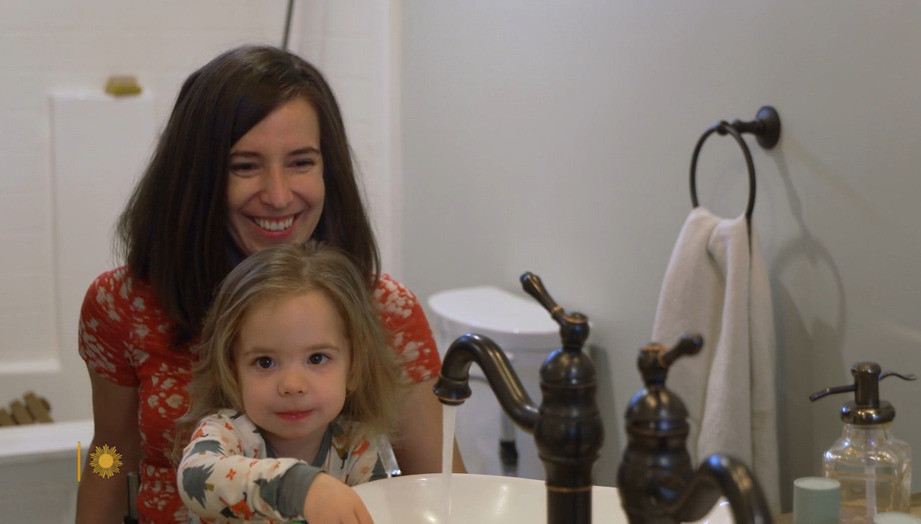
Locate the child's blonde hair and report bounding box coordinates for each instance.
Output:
[175,242,405,459]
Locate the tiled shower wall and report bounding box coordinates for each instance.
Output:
[0,0,395,419]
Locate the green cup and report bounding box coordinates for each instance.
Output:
[792,476,840,524]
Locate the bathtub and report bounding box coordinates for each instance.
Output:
[0,419,93,522]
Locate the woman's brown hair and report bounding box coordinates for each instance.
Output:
[118,45,379,346]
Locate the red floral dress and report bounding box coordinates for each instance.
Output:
[79,266,441,523]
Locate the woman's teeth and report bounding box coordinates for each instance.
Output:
[254,216,294,231]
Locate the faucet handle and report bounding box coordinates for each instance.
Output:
[638,333,703,387]
[520,272,589,351]
[659,333,704,368]
[520,272,565,323]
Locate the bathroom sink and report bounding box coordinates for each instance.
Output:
[353,473,732,523]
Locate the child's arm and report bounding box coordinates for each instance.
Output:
[302,473,374,523]
[177,414,319,521]
[178,414,374,522]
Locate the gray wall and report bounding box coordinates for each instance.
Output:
[399,1,921,511]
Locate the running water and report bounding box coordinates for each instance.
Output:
[442,404,456,474]
[441,405,458,522]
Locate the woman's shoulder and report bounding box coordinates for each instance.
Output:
[371,274,421,317]
[87,265,154,300]
[81,266,173,353]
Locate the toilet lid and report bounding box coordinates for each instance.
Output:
[427,286,561,351]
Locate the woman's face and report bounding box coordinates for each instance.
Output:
[227,97,325,257]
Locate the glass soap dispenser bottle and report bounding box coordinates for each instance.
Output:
[810,362,916,524]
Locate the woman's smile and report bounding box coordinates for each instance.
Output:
[252,214,297,233]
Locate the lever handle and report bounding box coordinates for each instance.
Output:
[637,333,704,387]
[520,271,565,324]
[659,333,704,369]
[520,271,589,351]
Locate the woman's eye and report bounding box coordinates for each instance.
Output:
[307,353,329,365]
[230,161,261,176]
[290,158,316,172]
[254,357,274,369]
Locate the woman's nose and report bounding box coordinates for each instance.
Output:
[260,165,294,209]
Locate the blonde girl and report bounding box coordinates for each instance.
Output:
[177,243,405,523]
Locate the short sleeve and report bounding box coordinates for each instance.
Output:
[77,267,139,386]
[373,275,441,383]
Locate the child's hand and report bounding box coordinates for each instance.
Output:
[303,473,374,524]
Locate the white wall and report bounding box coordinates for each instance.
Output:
[0,0,281,423]
[0,0,396,423]
[399,1,921,511]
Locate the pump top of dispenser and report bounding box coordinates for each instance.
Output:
[810,361,916,425]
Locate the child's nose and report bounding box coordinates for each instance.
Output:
[279,369,308,395]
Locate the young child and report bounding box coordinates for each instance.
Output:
[176,242,406,523]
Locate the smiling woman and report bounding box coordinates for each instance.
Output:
[226,98,326,257]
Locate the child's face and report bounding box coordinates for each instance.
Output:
[234,290,349,460]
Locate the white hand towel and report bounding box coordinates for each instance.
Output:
[651,206,780,513]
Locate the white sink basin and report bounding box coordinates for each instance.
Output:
[353,473,733,523]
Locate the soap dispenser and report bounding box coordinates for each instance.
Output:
[810,362,916,523]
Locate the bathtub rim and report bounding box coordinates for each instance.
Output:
[0,418,93,465]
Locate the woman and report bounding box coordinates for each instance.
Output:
[76,44,462,523]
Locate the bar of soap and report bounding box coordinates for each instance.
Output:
[105,75,143,96]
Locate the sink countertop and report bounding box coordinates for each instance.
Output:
[775,492,921,523]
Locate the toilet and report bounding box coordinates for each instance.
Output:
[427,285,561,480]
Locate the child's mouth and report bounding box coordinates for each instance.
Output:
[276,410,312,421]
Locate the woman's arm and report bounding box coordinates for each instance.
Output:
[392,377,466,474]
[76,369,141,524]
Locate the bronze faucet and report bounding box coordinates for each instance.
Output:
[618,335,773,523]
[433,272,602,524]
[433,273,773,524]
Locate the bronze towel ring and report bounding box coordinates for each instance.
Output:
[689,106,781,221]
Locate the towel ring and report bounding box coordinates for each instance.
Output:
[689,122,756,220]
[689,106,781,221]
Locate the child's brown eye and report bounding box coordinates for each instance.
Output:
[308,353,329,365]
[255,356,274,369]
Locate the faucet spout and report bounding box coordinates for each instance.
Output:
[674,454,773,524]
[433,332,540,431]
[433,273,602,524]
